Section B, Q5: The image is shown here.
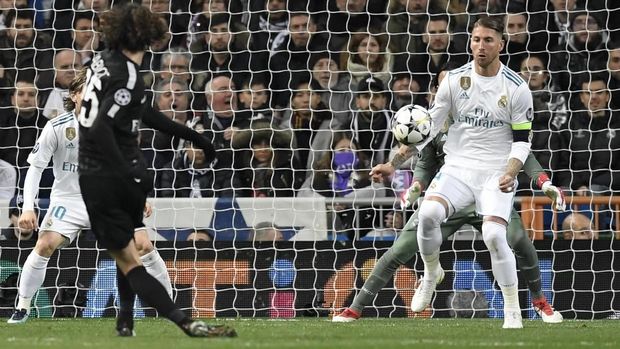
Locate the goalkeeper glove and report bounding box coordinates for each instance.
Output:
[400,181,423,209]
[541,181,566,211]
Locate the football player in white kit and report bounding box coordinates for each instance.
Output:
[410,16,532,329]
[8,69,173,324]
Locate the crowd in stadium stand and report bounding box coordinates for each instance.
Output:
[0,0,619,239]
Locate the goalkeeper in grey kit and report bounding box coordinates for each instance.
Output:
[77,3,235,338]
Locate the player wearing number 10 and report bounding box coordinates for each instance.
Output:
[7,69,175,324]
[77,3,234,338]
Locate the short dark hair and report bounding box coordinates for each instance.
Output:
[5,8,35,27]
[100,3,168,52]
[473,15,505,37]
[72,11,98,29]
[578,72,610,89]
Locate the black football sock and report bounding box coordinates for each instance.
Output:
[116,265,135,327]
[126,266,191,327]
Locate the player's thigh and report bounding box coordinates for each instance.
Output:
[80,176,140,250]
[506,209,528,248]
[41,200,89,247]
[426,166,475,216]
[476,171,514,223]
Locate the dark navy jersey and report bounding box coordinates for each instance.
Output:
[78,49,146,176]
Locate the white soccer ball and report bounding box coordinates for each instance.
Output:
[391,104,432,145]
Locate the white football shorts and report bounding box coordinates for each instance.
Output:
[40,198,90,247]
[425,164,516,223]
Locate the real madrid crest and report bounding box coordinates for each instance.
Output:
[65,127,76,141]
[498,95,508,108]
[460,76,471,90]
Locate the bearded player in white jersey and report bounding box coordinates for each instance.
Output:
[410,16,533,329]
[8,69,173,324]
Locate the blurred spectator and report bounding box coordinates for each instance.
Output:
[142,78,192,192]
[195,75,246,196]
[543,0,579,49]
[187,229,213,241]
[141,17,173,89]
[561,213,597,240]
[555,73,620,194]
[71,11,100,64]
[344,29,392,88]
[395,14,467,92]
[0,195,37,241]
[0,0,28,30]
[363,211,403,240]
[518,55,568,180]
[0,158,16,199]
[387,0,441,56]
[77,0,109,12]
[251,222,284,242]
[278,75,333,180]
[549,10,608,107]
[237,77,272,121]
[141,0,191,47]
[314,0,388,51]
[501,11,530,72]
[390,73,424,111]
[0,78,51,196]
[144,47,191,89]
[269,11,328,108]
[191,13,266,93]
[248,0,288,53]
[351,76,393,166]
[232,120,295,197]
[188,0,246,47]
[0,8,54,93]
[41,50,83,119]
[159,135,213,198]
[309,51,353,124]
[608,41,620,110]
[298,132,388,239]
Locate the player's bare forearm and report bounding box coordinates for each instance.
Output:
[389,144,416,168]
[505,158,524,178]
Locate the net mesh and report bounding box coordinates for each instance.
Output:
[0,0,619,320]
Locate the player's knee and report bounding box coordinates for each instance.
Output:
[418,200,447,230]
[481,221,507,251]
[34,234,61,257]
[134,233,154,256]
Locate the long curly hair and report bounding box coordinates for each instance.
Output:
[100,3,168,52]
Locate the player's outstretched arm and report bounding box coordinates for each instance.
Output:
[369,144,415,182]
[142,106,216,163]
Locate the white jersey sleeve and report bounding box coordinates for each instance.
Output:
[417,74,453,151]
[510,83,534,130]
[23,122,58,211]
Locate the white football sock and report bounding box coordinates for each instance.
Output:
[141,250,173,298]
[417,200,446,279]
[482,221,519,309]
[17,251,50,313]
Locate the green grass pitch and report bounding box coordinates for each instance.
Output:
[1,318,618,349]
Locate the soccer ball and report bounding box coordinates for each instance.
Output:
[391,104,432,145]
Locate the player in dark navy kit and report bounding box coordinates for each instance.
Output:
[78,3,235,338]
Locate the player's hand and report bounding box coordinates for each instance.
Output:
[498,174,516,193]
[192,134,216,164]
[369,163,395,183]
[143,202,152,218]
[18,210,38,231]
[223,127,238,141]
[400,181,423,209]
[541,181,566,211]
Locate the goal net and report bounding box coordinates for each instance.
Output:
[0,0,619,320]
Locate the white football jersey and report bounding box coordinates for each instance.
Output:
[429,62,533,171]
[27,112,82,201]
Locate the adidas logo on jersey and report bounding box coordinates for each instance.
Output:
[66,142,75,149]
[459,92,470,99]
